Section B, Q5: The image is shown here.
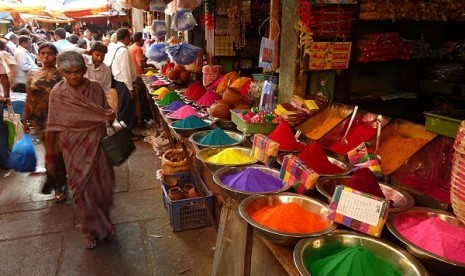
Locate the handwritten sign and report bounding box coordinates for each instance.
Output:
[327,185,389,237]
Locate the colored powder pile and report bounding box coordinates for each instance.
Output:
[163,101,185,112]
[195,90,220,107]
[152,80,167,86]
[206,148,253,164]
[152,87,168,96]
[328,122,377,154]
[157,91,181,106]
[172,115,209,128]
[221,168,284,192]
[168,105,203,119]
[378,135,428,175]
[268,120,305,151]
[185,84,206,101]
[298,141,343,175]
[184,82,201,98]
[197,128,238,145]
[345,168,385,198]
[306,247,401,276]
[209,74,225,90]
[395,176,450,204]
[394,214,465,263]
[251,202,329,233]
[305,116,343,140]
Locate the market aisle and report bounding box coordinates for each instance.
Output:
[0,140,216,276]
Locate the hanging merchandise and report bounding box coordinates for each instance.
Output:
[202,0,215,30]
[151,19,167,37]
[149,0,166,12]
[227,0,245,49]
[171,9,198,31]
[166,43,202,65]
[146,43,168,62]
[177,0,203,10]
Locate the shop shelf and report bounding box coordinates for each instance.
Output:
[424,110,465,138]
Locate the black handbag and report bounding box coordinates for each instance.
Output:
[100,121,136,166]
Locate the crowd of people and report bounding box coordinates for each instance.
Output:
[0,23,156,249]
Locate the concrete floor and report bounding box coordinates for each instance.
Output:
[0,140,216,276]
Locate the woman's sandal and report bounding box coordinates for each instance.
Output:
[54,189,66,203]
[84,234,98,250]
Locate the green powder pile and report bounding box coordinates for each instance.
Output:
[156,91,181,106]
[172,115,209,128]
[206,148,253,164]
[306,246,400,276]
[197,128,238,146]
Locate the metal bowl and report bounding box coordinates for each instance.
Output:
[196,146,258,172]
[213,165,290,202]
[189,130,245,149]
[386,208,465,275]
[168,119,213,137]
[210,117,236,130]
[293,230,428,276]
[238,193,337,246]
[316,176,414,212]
[276,153,352,177]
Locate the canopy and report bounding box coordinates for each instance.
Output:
[0,0,47,14]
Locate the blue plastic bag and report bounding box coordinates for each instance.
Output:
[8,134,37,172]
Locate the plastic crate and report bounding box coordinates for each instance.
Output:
[161,172,214,231]
[230,109,278,134]
[424,110,465,138]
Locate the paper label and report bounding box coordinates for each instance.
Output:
[336,190,384,226]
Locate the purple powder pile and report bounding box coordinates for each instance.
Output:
[164,101,186,111]
[221,168,284,192]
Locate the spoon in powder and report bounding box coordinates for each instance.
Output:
[340,105,358,145]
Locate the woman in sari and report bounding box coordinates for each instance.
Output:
[22,42,66,202]
[45,51,116,249]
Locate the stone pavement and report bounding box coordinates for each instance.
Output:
[0,140,216,276]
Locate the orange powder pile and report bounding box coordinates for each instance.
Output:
[305,117,343,140]
[251,202,329,233]
[378,135,428,175]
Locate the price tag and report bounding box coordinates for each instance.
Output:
[327,185,389,237]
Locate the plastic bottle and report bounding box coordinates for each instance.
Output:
[316,80,331,105]
[259,76,277,112]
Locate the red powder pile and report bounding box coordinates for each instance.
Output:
[195,90,220,107]
[268,120,305,151]
[298,141,343,175]
[184,82,206,101]
[394,214,465,263]
[345,168,385,198]
[329,122,377,154]
[251,202,329,233]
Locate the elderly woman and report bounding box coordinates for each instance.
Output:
[45,51,115,249]
[22,42,66,202]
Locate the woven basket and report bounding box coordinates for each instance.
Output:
[450,120,465,224]
[161,148,193,175]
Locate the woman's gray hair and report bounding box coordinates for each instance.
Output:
[56,51,87,71]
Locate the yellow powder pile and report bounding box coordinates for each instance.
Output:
[305,117,344,140]
[378,135,429,175]
[206,148,254,164]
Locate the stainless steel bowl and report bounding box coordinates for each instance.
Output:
[210,117,236,130]
[316,176,414,212]
[168,119,213,137]
[294,230,428,276]
[213,165,290,202]
[189,130,245,149]
[196,146,258,172]
[276,153,352,177]
[238,193,337,246]
[386,207,465,275]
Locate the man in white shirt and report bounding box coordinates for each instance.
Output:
[0,39,16,88]
[83,30,94,49]
[109,28,137,134]
[84,41,111,95]
[13,35,39,93]
[5,33,17,54]
[103,32,117,66]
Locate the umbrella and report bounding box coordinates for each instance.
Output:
[165,43,202,65]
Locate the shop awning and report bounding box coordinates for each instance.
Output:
[0,0,47,14]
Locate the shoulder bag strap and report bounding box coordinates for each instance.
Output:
[109,46,125,70]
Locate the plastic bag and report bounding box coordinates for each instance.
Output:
[149,0,166,12]
[171,9,197,31]
[8,133,37,172]
[3,106,24,149]
[146,43,168,62]
[166,43,202,65]
[151,19,167,37]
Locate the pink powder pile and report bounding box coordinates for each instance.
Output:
[167,105,203,119]
[394,214,465,263]
[195,90,220,107]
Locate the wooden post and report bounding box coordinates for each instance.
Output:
[270,0,280,71]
